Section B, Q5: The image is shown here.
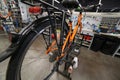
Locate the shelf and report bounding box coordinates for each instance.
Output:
[75,33,94,48]
[82,44,89,47]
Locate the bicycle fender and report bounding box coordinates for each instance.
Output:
[0,44,18,62]
[0,16,51,62]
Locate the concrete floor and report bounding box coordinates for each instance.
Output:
[0,34,10,80]
[0,34,120,80]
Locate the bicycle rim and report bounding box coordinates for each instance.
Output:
[21,35,57,80]
[6,19,68,80]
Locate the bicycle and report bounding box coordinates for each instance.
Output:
[0,0,102,80]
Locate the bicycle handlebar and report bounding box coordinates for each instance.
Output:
[76,3,102,12]
[21,0,102,13]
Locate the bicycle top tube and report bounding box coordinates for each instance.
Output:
[21,0,64,12]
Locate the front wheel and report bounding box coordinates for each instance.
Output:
[6,18,69,80]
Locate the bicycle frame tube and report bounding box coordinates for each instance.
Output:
[62,13,82,53]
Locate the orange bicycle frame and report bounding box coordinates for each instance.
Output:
[46,13,82,59]
[62,13,82,52]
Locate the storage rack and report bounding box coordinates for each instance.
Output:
[75,33,94,48]
[100,17,120,33]
[0,0,23,34]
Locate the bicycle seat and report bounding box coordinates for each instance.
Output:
[62,0,79,9]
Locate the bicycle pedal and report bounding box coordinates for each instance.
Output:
[48,51,58,62]
[70,49,80,57]
[72,45,80,55]
[74,48,79,53]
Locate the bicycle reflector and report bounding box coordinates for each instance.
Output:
[29,6,41,14]
[51,33,55,39]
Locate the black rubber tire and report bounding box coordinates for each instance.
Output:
[6,19,63,80]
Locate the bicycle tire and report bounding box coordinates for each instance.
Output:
[6,17,69,80]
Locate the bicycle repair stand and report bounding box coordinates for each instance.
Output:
[44,33,84,80]
[44,43,81,80]
[44,60,72,80]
